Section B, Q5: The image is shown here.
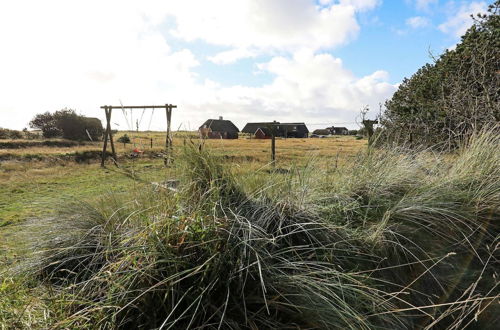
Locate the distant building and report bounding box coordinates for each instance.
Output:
[278,123,309,138]
[331,127,349,135]
[242,121,309,138]
[254,127,272,139]
[198,117,239,139]
[242,122,275,134]
[312,129,331,136]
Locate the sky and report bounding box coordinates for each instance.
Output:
[0,0,492,131]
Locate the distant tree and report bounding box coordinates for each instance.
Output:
[82,117,104,141]
[117,134,131,144]
[29,111,62,138]
[29,108,103,141]
[381,1,499,148]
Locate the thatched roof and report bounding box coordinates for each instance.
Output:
[313,129,330,135]
[241,122,277,134]
[199,119,239,132]
[279,123,309,133]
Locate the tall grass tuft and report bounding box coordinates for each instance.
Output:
[17,131,499,329]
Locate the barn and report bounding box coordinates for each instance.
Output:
[199,117,239,139]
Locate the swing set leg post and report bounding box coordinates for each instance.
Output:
[164,104,173,167]
[101,107,110,167]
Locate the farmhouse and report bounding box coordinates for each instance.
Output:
[199,117,239,139]
[242,122,309,138]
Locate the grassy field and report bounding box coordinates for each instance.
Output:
[0,133,365,226]
[0,133,365,263]
[1,131,498,329]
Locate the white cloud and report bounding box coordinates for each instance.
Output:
[414,0,438,11]
[189,51,397,128]
[0,0,392,131]
[438,2,487,38]
[406,16,431,28]
[339,0,381,11]
[166,0,380,63]
[208,49,257,65]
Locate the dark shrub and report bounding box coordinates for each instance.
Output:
[117,134,131,144]
[0,128,23,139]
[30,109,103,141]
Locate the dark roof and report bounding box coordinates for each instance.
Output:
[313,129,330,135]
[279,123,309,133]
[199,119,239,132]
[334,127,348,131]
[242,122,277,133]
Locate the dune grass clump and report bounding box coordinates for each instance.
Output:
[315,130,499,328]
[20,131,499,329]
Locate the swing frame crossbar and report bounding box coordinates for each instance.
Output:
[100,104,177,167]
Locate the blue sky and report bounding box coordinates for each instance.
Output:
[0,0,492,130]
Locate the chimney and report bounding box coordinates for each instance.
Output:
[219,116,223,120]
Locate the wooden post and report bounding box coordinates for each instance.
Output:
[100,104,177,167]
[101,106,109,167]
[271,131,276,165]
[108,109,117,164]
[165,104,173,165]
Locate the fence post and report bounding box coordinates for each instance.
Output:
[271,132,276,165]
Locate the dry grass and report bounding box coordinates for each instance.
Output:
[0,131,365,166]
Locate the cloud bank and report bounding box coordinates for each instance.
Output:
[0,0,395,130]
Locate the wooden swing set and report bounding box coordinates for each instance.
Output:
[100,104,177,167]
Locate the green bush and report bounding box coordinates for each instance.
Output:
[29,109,103,141]
[117,134,131,144]
[381,2,499,148]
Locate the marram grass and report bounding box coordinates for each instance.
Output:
[7,130,499,329]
